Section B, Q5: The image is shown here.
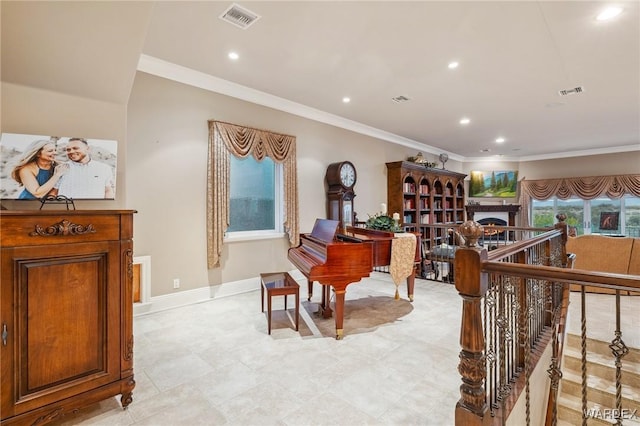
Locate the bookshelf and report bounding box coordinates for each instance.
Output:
[386,161,467,274]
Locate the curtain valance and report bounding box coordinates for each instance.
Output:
[213,120,296,161]
[518,174,640,227]
[206,120,299,268]
[520,174,640,201]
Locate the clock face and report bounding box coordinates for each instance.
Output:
[340,162,356,187]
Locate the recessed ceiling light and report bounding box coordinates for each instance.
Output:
[448,61,459,69]
[495,137,505,143]
[597,7,622,21]
[342,97,351,103]
[459,118,470,125]
[228,52,239,60]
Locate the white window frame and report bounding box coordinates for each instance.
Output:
[531,195,638,236]
[224,159,285,242]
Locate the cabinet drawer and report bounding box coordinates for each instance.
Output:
[1,214,122,247]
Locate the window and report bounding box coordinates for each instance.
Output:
[531,199,555,228]
[226,155,283,240]
[531,195,640,236]
[624,197,640,237]
[557,198,585,234]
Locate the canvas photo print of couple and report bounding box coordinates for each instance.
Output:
[0,133,117,200]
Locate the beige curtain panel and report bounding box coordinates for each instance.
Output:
[206,120,299,268]
[518,174,640,227]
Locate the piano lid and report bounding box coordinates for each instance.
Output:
[309,218,340,243]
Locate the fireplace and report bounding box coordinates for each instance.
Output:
[477,217,508,227]
[466,204,520,226]
[466,204,520,244]
[477,217,508,241]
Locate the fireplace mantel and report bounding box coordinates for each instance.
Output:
[466,204,521,226]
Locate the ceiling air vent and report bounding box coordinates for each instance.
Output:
[391,95,410,103]
[558,86,585,96]
[219,3,261,29]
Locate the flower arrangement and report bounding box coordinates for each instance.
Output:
[365,212,403,232]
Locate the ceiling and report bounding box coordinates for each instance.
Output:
[2,1,639,161]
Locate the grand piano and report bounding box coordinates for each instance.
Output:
[287,219,420,339]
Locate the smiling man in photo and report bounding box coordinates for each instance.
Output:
[54,138,115,199]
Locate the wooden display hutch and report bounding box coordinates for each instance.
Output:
[0,210,136,425]
[386,161,466,274]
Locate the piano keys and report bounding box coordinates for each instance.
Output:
[287,219,419,339]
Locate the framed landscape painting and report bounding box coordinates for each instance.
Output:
[469,170,518,198]
[0,133,117,200]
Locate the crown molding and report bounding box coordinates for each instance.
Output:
[137,55,639,163]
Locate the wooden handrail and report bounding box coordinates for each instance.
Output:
[454,217,639,426]
[482,262,640,291]
[485,229,562,261]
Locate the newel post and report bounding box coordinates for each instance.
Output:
[455,221,492,426]
[555,213,569,268]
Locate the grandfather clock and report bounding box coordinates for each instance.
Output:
[325,161,356,230]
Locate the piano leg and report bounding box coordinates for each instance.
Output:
[406,267,416,302]
[333,290,346,340]
[307,280,313,301]
[315,280,362,340]
[319,285,333,319]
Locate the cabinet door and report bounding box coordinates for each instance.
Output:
[0,241,121,417]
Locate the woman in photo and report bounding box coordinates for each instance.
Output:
[10,139,68,199]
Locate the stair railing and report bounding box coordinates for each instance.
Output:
[454,216,640,426]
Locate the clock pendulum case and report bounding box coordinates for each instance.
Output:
[325,161,357,230]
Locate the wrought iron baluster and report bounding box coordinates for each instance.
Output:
[546,281,563,426]
[609,290,629,426]
[580,288,588,426]
[524,279,532,426]
[485,276,498,417]
[497,276,511,420]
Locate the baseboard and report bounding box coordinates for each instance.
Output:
[133,269,303,317]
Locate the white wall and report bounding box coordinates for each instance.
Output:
[2,73,638,300]
[1,82,128,210]
[518,152,640,179]
[506,342,553,426]
[126,72,433,296]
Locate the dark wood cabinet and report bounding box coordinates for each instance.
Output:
[386,161,466,271]
[0,210,135,425]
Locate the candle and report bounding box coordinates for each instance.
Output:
[392,213,400,221]
[380,203,387,214]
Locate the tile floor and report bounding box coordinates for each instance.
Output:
[51,273,638,426]
[55,273,462,426]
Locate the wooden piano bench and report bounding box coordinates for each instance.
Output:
[260,272,299,335]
